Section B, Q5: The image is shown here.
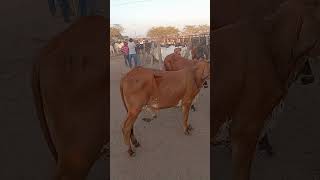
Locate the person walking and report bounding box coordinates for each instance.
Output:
[110,44,115,56]
[128,38,141,68]
[121,41,129,67]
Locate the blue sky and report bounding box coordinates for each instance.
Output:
[110,0,210,37]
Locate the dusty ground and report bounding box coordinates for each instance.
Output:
[0,0,105,179]
[213,78,320,179]
[110,55,210,180]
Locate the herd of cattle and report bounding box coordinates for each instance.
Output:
[31,16,209,179]
[111,38,210,66]
[213,0,320,180]
[30,0,320,179]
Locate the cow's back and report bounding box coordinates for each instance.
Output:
[121,67,155,92]
[164,54,196,71]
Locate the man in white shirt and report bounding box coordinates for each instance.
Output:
[128,38,141,68]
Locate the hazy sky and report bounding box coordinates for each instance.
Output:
[110,0,210,37]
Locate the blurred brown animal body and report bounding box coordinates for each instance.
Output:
[163,52,208,111]
[163,52,198,71]
[213,0,288,29]
[213,1,320,180]
[32,16,108,180]
[120,60,210,156]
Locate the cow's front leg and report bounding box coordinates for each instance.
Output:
[190,104,196,112]
[182,102,193,135]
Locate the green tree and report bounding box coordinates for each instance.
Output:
[183,25,199,35]
[147,26,179,38]
[182,25,210,35]
[197,24,210,34]
[110,24,124,39]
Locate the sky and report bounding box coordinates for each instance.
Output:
[110,0,210,37]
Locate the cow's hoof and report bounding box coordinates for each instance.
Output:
[128,149,136,157]
[142,118,152,122]
[262,146,275,157]
[258,143,275,157]
[184,130,191,135]
[133,141,140,148]
[184,125,193,135]
[187,125,193,131]
[301,76,314,85]
[266,149,275,156]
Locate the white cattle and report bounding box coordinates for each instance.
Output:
[148,44,193,68]
[113,42,123,55]
[110,45,115,56]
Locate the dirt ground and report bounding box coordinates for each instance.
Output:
[213,78,320,180]
[110,55,210,180]
[0,0,105,179]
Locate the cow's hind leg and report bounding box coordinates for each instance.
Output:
[122,109,141,157]
[182,102,193,135]
[190,94,200,112]
[130,128,140,148]
[54,146,101,180]
[258,133,274,156]
[231,120,263,180]
[231,104,268,180]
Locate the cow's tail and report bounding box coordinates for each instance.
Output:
[120,78,128,113]
[31,60,58,162]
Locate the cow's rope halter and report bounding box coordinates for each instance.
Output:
[195,61,210,89]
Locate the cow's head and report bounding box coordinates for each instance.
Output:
[174,48,182,56]
[193,60,210,88]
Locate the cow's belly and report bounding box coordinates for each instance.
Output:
[175,94,199,107]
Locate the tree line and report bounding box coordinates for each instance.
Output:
[110,24,210,39]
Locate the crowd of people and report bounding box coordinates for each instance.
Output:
[110,36,210,68]
[110,38,154,68]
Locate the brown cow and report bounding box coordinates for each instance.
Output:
[213,0,319,155]
[164,48,198,70]
[213,1,320,180]
[164,48,208,88]
[213,0,317,84]
[120,60,210,156]
[32,16,108,180]
[163,49,208,112]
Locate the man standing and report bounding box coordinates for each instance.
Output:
[121,42,129,67]
[110,44,115,56]
[128,38,141,68]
